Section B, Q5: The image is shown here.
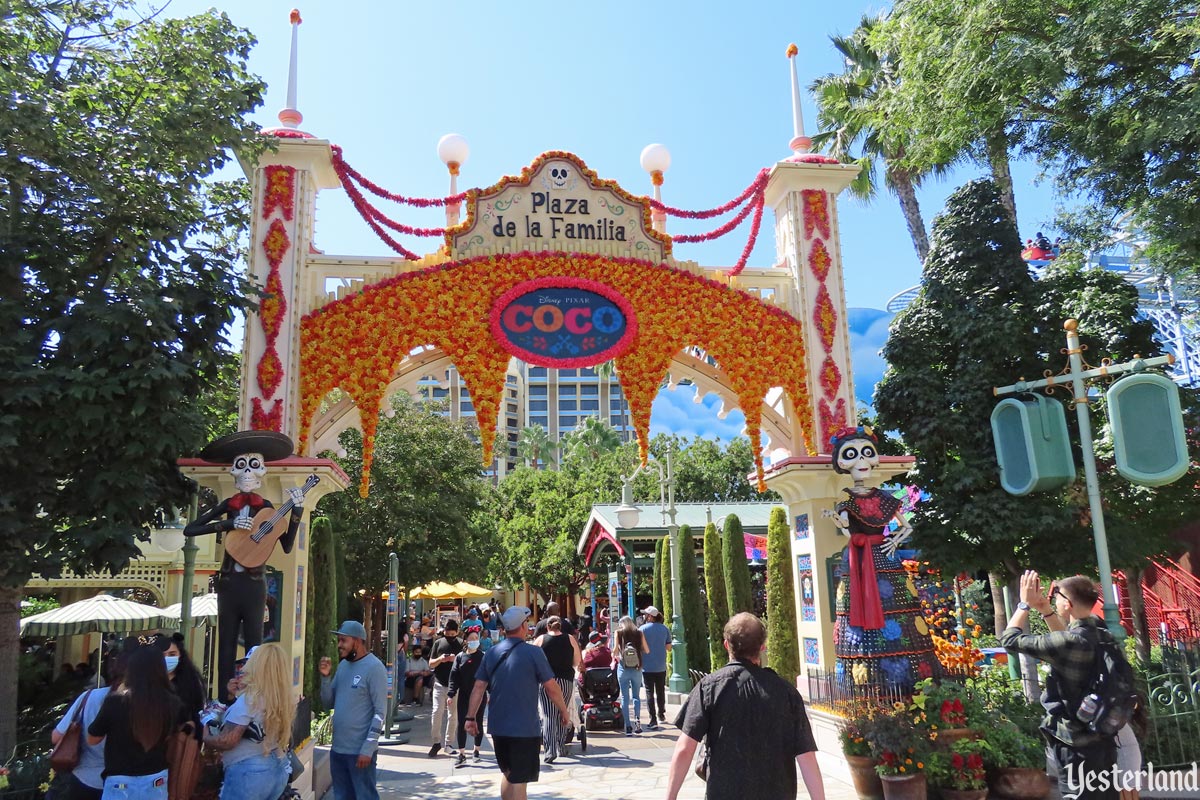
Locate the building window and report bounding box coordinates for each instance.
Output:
[560,415,577,428]
[530,415,548,427]
[507,403,518,413]
[460,401,473,412]
[558,369,576,378]
[559,398,577,412]
[530,385,547,397]
[610,399,624,410]
[507,432,518,442]
[507,374,517,384]
[530,366,547,378]
[611,414,624,426]
[508,389,518,399]
[580,367,596,377]
[530,399,547,412]
[507,417,518,428]
[581,384,599,396]
[559,384,577,396]
[610,385,623,398]
[580,399,599,411]
[432,388,448,399]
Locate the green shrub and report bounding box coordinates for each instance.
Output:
[675,525,710,673]
[721,515,753,616]
[764,507,799,686]
[702,522,729,669]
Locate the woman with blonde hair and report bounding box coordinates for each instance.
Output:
[204,643,296,800]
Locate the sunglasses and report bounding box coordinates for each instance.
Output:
[1049,587,1064,603]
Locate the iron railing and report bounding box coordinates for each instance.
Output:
[1140,643,1200,769]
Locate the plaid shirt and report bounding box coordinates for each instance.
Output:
[999,615,1108,744]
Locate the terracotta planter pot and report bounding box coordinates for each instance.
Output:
[881,773,928,800]
[845,754,885,800]
[940,789,988,800]
[989,767,1051,800]
[939,727,976,745]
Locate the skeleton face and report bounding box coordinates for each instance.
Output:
[542,165,573,191]
[231,452,267,492]
[835,437,879,481]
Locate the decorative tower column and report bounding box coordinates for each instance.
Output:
[241,10,340,440]
[763,45,914,689]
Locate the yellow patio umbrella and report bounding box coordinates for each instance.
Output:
[451,581,492,599]
[412,581,458,599]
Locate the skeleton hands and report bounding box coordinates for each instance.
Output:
[288,486,305,510]
[821,508,851,536]
[881,524,913,558]
[233,513,253,530]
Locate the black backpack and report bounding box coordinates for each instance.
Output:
[1074,635,1138,737]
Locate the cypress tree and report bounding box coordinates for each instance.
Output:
[765,506,800,686]
[702,522,729,669]
[658,536,672,624]
[721,514,754,616]
[306,517,339,711]
[675,524,711,673]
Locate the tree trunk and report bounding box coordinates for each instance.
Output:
[1125,565,1152,664]
[988,570,1009,637]
[0,584,22,758]
[887,167,930,263]
[985,131,1018,226]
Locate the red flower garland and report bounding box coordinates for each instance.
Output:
[813,285,838,351]
[262,219,290,269]
[802,189,831,240]
[251,397,284,432]
[820,356,842,397]
[819,397,848,446]
[808,238,832,281]
[256,343,284,397]
[649,169,769,219]
[260,268,287,341]
[729,193,766,277]
[262,166,296,221]
[672,186,762,243]
[332,146,467,207]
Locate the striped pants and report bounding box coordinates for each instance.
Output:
[539,677,574,758]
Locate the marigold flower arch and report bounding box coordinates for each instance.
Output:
[299,249,817,497]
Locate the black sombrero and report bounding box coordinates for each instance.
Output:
[199,430,294,464]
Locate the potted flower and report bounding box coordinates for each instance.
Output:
[986,719,1050,799]
[838,701,885,800]
[913,678,982,744]
[868,705,933,800]
[928,739,991,800]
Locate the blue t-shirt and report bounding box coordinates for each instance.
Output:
[55,687,111,789]
[475,637,554,737]
[639,622,672,672]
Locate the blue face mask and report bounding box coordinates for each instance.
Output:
[164,655,180,673]
[466,640,480,652]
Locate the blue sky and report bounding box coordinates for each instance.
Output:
[165,1,1064,442]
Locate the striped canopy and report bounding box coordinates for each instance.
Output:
[20,593,167,637]
[163,593,219,628]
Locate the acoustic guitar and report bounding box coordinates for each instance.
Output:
[223,474,320,569]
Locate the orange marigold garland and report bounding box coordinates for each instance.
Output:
[813,286,838,351]
[262,165,296,221]
[808,238,832,281]
[299,251,817,496]
[256,344,284,397]
[262,218,290,268]
[820,356,842,397]
[260,269,287,341]
[802,189,831,241]
[251,397,284,432]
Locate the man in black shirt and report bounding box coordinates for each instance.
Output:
[666,613,826,800]
[427,619,464,757]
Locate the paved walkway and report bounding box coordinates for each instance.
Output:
[365,697,861,800]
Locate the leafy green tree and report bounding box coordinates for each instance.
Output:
[675,524,710,673]
[320,395,495,595]
[305,517,338,711]
[765,507,800,686]
[810,13,947,262]
[653,435,781,502]
[516,424,556,470]
[0,0,265,753]
[721,515,755,616]
[702,522,729,669]
[561,416,622,464]
[658,536,673,624]
[491,447,632,609]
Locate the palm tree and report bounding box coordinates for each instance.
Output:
[810,13,949,263]
[516,424,556,470]
[594,360,630,442]
[561,416,622,464]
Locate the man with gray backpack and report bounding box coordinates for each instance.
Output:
[1000,572,1138,800]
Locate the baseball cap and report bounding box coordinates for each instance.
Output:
[588,631,602,644]
[500,605,531,631]
[331,620,367,640]
[642,605,661,618]
[235,645,258,665]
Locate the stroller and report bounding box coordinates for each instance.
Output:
[579,667,624,731]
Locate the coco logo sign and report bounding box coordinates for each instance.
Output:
[490,278,637,367]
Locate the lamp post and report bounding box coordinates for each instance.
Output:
[640,143,670,234]
[437,133,469,227]
[615,449,690,693]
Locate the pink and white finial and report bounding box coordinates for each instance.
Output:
[786,43,812,155]
[276,10,304,128]
[640,143,671,233]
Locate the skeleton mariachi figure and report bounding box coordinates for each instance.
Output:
[185,430,304,702]
[828,426,940,690]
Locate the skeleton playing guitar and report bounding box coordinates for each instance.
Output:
[223,474,320,569]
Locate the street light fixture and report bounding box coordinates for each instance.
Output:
[614,449,691,693]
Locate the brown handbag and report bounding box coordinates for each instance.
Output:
[166,725,202,800]
[49,689,93,772]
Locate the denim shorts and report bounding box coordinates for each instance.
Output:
[100,769,167,800]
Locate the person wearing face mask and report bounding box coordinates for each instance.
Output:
[427,618,464,757]
[404,647,431,705]
[447,628,488,766]
[318,621,387,800]
[157,633,207,742]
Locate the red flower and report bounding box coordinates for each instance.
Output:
[967,754,983,769]
[952,754,964,769]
